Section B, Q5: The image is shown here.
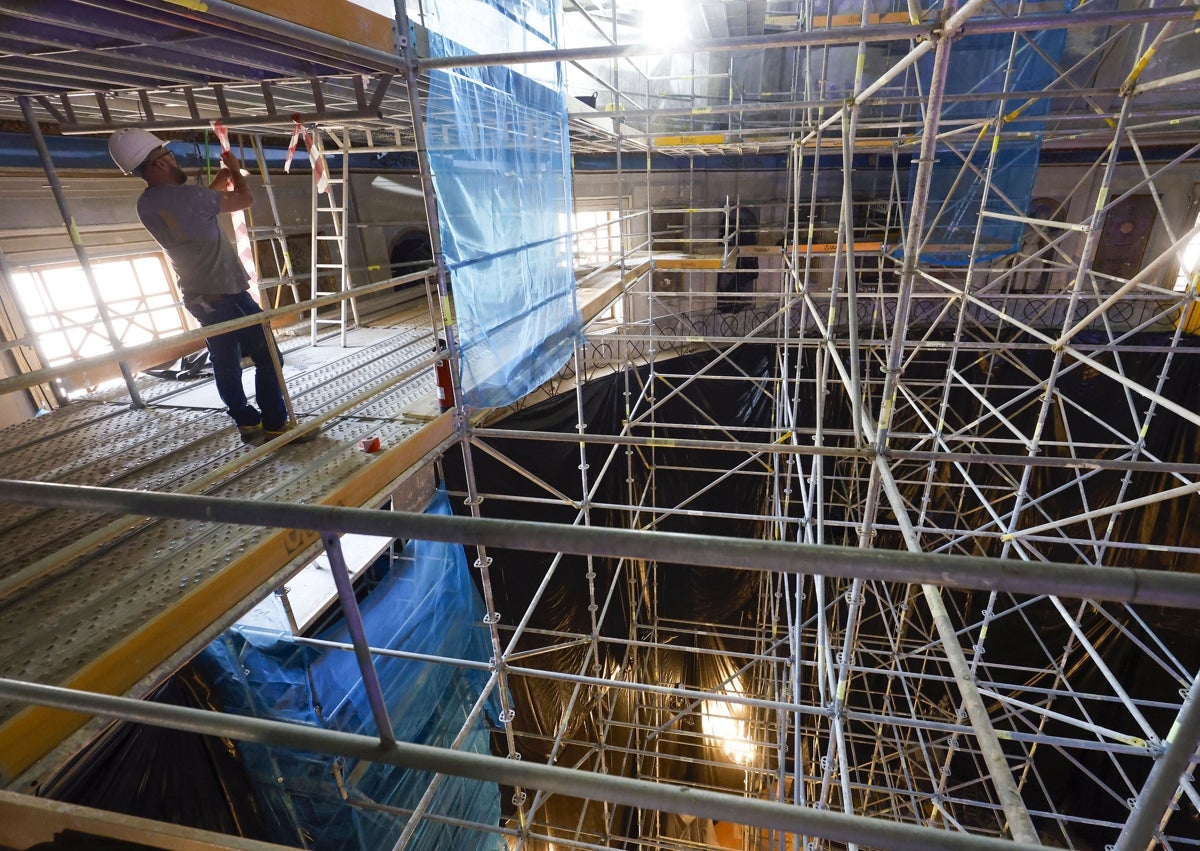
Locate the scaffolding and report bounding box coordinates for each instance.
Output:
[2,0,1200,849]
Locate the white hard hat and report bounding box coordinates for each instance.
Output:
[108,128,164,175]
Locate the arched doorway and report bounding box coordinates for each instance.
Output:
[389,229,433,296]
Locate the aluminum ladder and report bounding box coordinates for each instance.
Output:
[308,126,359,346]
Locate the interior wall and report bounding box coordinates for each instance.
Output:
[4,154,1190,313]
[0,167,428,277]
[575,167,794,252]
[1,149,1196,426]
[1035,158,1199,285]
[574,154,1200,296]
[0,172,155,264]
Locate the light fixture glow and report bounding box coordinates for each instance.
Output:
[702,678,755,765]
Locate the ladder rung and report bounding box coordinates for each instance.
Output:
[315,235,344,241]
[318,208,345,214]
[314,263,344,269]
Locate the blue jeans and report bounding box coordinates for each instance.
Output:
[184,291,288,431]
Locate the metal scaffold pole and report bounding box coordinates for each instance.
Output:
[0,676,1052,851]
[3,0,1200,847]
[17,96,144,410]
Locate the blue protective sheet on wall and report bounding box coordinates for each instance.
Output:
[907,0,1071,266]
[196,490,504,851]
[422,0,582,409]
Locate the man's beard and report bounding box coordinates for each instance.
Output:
[168,164,187,184]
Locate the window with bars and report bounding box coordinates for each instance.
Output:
[9,253,188,367]
[573,208,622,268]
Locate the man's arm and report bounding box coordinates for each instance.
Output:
[212,150,254,213]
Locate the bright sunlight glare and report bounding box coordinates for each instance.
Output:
[637,0,691,45]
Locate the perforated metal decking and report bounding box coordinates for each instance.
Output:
[0,307,455,783]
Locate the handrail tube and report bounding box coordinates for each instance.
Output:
[418,6,1195,72]
[2,479,1200,610]
[0,268,434,398]
[0,676,1048,851]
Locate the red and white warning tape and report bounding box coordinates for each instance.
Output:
[285,115,330,195]
[211,120,257,289]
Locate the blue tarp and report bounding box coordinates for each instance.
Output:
[906,0,1072,266]
[423,0,583,409]
[196,489,504,850]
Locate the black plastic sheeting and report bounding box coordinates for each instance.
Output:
[447,345,779,628]
[31,332,1200,847]
[443,331,1200,846]
[445,345,780,842]
[38,670,278,841]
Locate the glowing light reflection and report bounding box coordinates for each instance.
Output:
[632,0,691,45]
[702,678,755,765]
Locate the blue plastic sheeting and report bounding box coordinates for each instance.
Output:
[917,139,1046,266]
[417,0,560,87]
[195,490,504,851]
[422,0,582,409]
[906,0,1072,266]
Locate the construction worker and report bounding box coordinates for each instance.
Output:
[108,128,290,440]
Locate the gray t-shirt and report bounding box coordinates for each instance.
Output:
[137,183,248,297]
